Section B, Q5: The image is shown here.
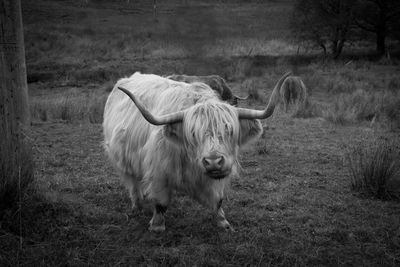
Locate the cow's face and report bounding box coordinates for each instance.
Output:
[164,101,262,179]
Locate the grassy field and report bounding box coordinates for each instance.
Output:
[1,0,400,266]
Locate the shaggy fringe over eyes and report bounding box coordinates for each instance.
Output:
[183,100,239,155]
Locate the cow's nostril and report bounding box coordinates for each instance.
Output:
[216,156,224,167]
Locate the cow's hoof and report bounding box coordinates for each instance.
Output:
[148,224,166,232]
[218,220,235,232]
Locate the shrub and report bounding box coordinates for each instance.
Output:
[346,139,400,200]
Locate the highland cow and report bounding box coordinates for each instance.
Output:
[103,72,290,232]
[279,76,308,112]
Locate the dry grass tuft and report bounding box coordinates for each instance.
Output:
[324,76,356,94]
[322,89,400,127]
[31,92,107,124]
[207,38,299,58]
[346,139,400,200]
[292,99,322,118]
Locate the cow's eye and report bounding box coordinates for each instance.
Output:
[191,132,197,141]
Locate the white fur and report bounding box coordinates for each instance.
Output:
[279,76,308,112]
[103,72,260,210]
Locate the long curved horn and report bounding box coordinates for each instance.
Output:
[118,87,184,125]
[236,72,291,120]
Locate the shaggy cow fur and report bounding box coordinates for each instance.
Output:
[103,73,268,232]
[279,76,308,112]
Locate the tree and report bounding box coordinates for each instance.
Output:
[354,0,400,55]
[0,0,33,211]
[291,0,356,59]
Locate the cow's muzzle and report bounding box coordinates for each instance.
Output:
[202,153,231,179]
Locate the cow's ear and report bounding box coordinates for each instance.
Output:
[239,119,263,146]
[163,122,184,145]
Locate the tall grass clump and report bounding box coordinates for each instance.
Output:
[346,139,400,200]
[302,72,324,94]
[301,62,377,95]
[30,92,108,124]
[325,76,356,94]
[292,99,322,118]
[323,89,400,127]
[323,89,376,124]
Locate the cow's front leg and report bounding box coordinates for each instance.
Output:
[215,199,234,232]
[148,186,170,232]
[125,175,143,212]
